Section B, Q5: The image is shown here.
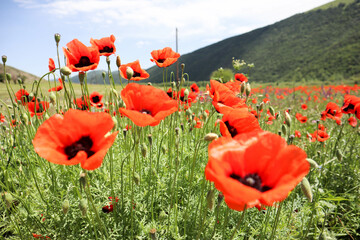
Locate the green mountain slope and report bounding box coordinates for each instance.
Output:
[146,0,360,83]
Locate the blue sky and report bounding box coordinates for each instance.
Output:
[0,0,332,77]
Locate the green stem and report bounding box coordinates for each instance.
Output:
[230,205,248,240]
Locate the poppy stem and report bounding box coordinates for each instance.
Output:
[269,201,284,240]
[229,204,247,240]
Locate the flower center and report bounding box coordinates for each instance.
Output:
[140,109,152,115]
[157,58,165,63]
[75,56,93,68]
[64,136,95,160]
[133,71,141,78]
[91,96,100,103]
[230,173,271,192]
[99,46,113,53]
[224,121,238,137]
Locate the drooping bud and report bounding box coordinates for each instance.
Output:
[204,133,218,142]
[79,199,87,216]
[285,111,292,127]
[54,33,61,44]
[306,158,319,169]
[206,189,215,210]
[126,67,134,80]
[300,177,313,202]
[62,199,70,214]
[181,63,185,71]
[141,143,147,158]
[269,106,275,116]
[2,55,7,64]
[116,56,121,68]
[60,66,72,76]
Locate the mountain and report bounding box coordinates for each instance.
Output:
[0,65,39,83]
[146,0,360,83]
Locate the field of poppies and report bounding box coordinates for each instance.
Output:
[0,34,359,239]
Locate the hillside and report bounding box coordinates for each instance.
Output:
[146,0,360,83]
[0,65,39,83]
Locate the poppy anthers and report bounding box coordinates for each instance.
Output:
[90,35,116,57]
[32,109,118,170]
[205,131,309,211]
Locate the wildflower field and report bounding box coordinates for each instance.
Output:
[0,34,359,239]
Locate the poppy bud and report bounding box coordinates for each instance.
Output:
[181,63,185,71]
[245,83,251,97]
[2,55,7,64]
[133,172,140,185]
[62,199,70,214]
[6,73,11,81]
[217,193,224,206]
[149,228,157,240]
[54,33,61,44]
[204,133,218,142]
[269,106,275,116]
[202,111,208,120]
[181,77,185,84]
[185,108,192,117]
[285,112,291,127]
[147,82,152,86]
[180,123,184,132]
[276,112,281,119]
[175,127,180,135]
[116,56,121,68]
[60,66,72,76]
[141,143,147,158]
[206,189,215,210]
[49,92,56,105]
[78,72,85,84]
[126,67,134,80]
[3,192,13,209]
[159,210,167,221]
[336,149,343,161]
[259,102,264,111]
[240,82,246,94]
[79,199,87,216]
[281,124,287,136]
[183,89,189,100]
[17,78,23,84]
[102,71,106,79]
[21,112,29,123]
[106,56,110,65]
[147,134,153,146]
[300,177,312,202]
[306,158,319,169]
[123,129,127,138]
[79,172,86,190]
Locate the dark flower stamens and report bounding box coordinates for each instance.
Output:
[91,96,100,103]
[133,71,141,77]
[64,136,95,160]
[157,58,165,63]
[140,109,152,115]
[224,121,238,137]
[230,173,271,192]
[75,56,92,68]
[99,46,113,53]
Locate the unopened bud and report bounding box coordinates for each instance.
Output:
[300,177,312,202]
[240,82,246,94]
[60,66,72,76]
[2,55,7,64]
[141,143,147,158]
[49,92,56,105]
[281,124,287,136]
[102,71,106,79]
[79,172,86,190]
[259,102,264,111]
[21,112,29,123]
[106,56,110,64]
[306,158,319,169]
[269,106,275,116]
[79,199,87,216]
[147,82,152,85]
[147,134,153,146]
[126,67,134,80]
[285,112,291,127]
[133,172,140,185]
[149,228,157,240]
[183,89,189,100]
[171,81,176,89]
[116,56,121,67]
[204,133,218,142]
[17,78,23,84]
[181,63,185,71]
[206,189,215,210]
[54,33,61,44]
[4,192,13,209]
[62,199,70,214]
[245,83,251,97]
[336,149,343,161]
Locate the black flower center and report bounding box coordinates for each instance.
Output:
[64,136,95,160]
[230,173,271,192]
[91,96,100,103]
[99,46,113,53]
[167,91,173,98]
[133,71,141,78]
[75,56,93,68]
[342,103,354,112]
[157,58,165,63]
[224,121,238,137]
[140,109,152,115]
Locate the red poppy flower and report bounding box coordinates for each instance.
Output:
[341,95,360,114]
[205,131,309,211]
[348,116,357,127]
[89,91,103,107]
[150,47,180,68]
[209,80,246,112]
[48,78,63,92]
[119,60,149,81]
[311,130,329,142]
[217,107,261,137]
[75,96,90,110]
[301,104,307,110]
[190,83,200,94]
[118,83,178,127]
[0,113,5,123]
[295,130,301,138]
[63,39,100,72]
[48,58,55,72]
[28,101,50,117]
[15,89,32,105]
[234,73,248,83]
[295,113,307,123]
[263,98,270,104]
[355,103,360,120]
[224,81,241,94]
[179,88,197,104]
[32,233,51,239]
[32,109,118,171]
[324,102,342,120]
[318,124,326,131]
[90,34,116,57]
[167,87,175,99]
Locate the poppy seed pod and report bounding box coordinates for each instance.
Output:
[285,112,292,127]
[79,199,87,216]
[116,56,121,68]
[300,177,312,202]
[126,67,134,80]
[62,199,70,214]
[2,55,7,64]
[54,33,61,44]
[60,66,72,76]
